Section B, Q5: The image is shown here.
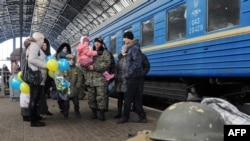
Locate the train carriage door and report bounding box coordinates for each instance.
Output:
[186,0,206,38]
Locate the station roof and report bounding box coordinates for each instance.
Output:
[0,0,137,49]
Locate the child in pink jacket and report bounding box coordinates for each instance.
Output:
[76,36,114,80]
[77,36,97,67]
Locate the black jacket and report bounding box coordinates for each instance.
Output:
[142,53,150,76]
[125,39,143,78]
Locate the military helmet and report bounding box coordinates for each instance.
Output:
[150,102,224,141]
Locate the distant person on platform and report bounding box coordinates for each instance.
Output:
[2,64,10,88]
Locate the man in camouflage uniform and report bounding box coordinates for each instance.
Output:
[84,37,111,121]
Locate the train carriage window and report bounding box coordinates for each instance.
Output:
[207,0,239,32]
[167,5,186,41]
[110,35,116,54]
[141,19,154,47]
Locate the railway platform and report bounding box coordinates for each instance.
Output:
[0,96,162,141]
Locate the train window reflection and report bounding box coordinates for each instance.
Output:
[141,19,154,47]
[207,0,239,32]
[167,5,186,41]
[110,35,116,54]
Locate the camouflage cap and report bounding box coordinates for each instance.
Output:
[66,54,75,60]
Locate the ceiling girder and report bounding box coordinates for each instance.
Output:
[0,0,137,49]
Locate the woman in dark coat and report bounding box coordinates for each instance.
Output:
[38,38,53,116]
[42,38,53,98]
[113,45,127,118]
[55,43,72,112]
[56,43,72,59]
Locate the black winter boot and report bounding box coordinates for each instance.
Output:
[114,99,123,118]
[91,108,97,119]
[23,116,30,122]
[99,110,105,121]
[30,121,45,127]
[131,104,136,112]
[113,113,121,119]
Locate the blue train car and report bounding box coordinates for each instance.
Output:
[87,0,250,104]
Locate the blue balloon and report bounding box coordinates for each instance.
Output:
[61,80,70,88]
[10,77,22,90]
[45,55,56,62]
[58,58,70,71]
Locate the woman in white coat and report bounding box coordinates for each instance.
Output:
[25,32,47,127]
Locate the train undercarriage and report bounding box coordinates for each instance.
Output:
[143,76,250,114]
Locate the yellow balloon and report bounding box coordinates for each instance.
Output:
[17,71,23,81]
[48,70,54,78]
[20,82,30,93]
[46,59,58,71]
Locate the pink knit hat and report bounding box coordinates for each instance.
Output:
[80,36,90,44]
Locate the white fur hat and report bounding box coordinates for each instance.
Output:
[80,36,89,44]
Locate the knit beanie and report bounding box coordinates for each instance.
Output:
[123,31,134,40]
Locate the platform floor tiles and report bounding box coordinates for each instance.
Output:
[0,96,162,141]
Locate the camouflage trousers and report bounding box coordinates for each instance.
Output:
[86,86,106,110]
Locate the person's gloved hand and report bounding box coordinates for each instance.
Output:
[98,50,103,55]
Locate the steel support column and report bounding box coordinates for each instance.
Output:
[19,0,23,64]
